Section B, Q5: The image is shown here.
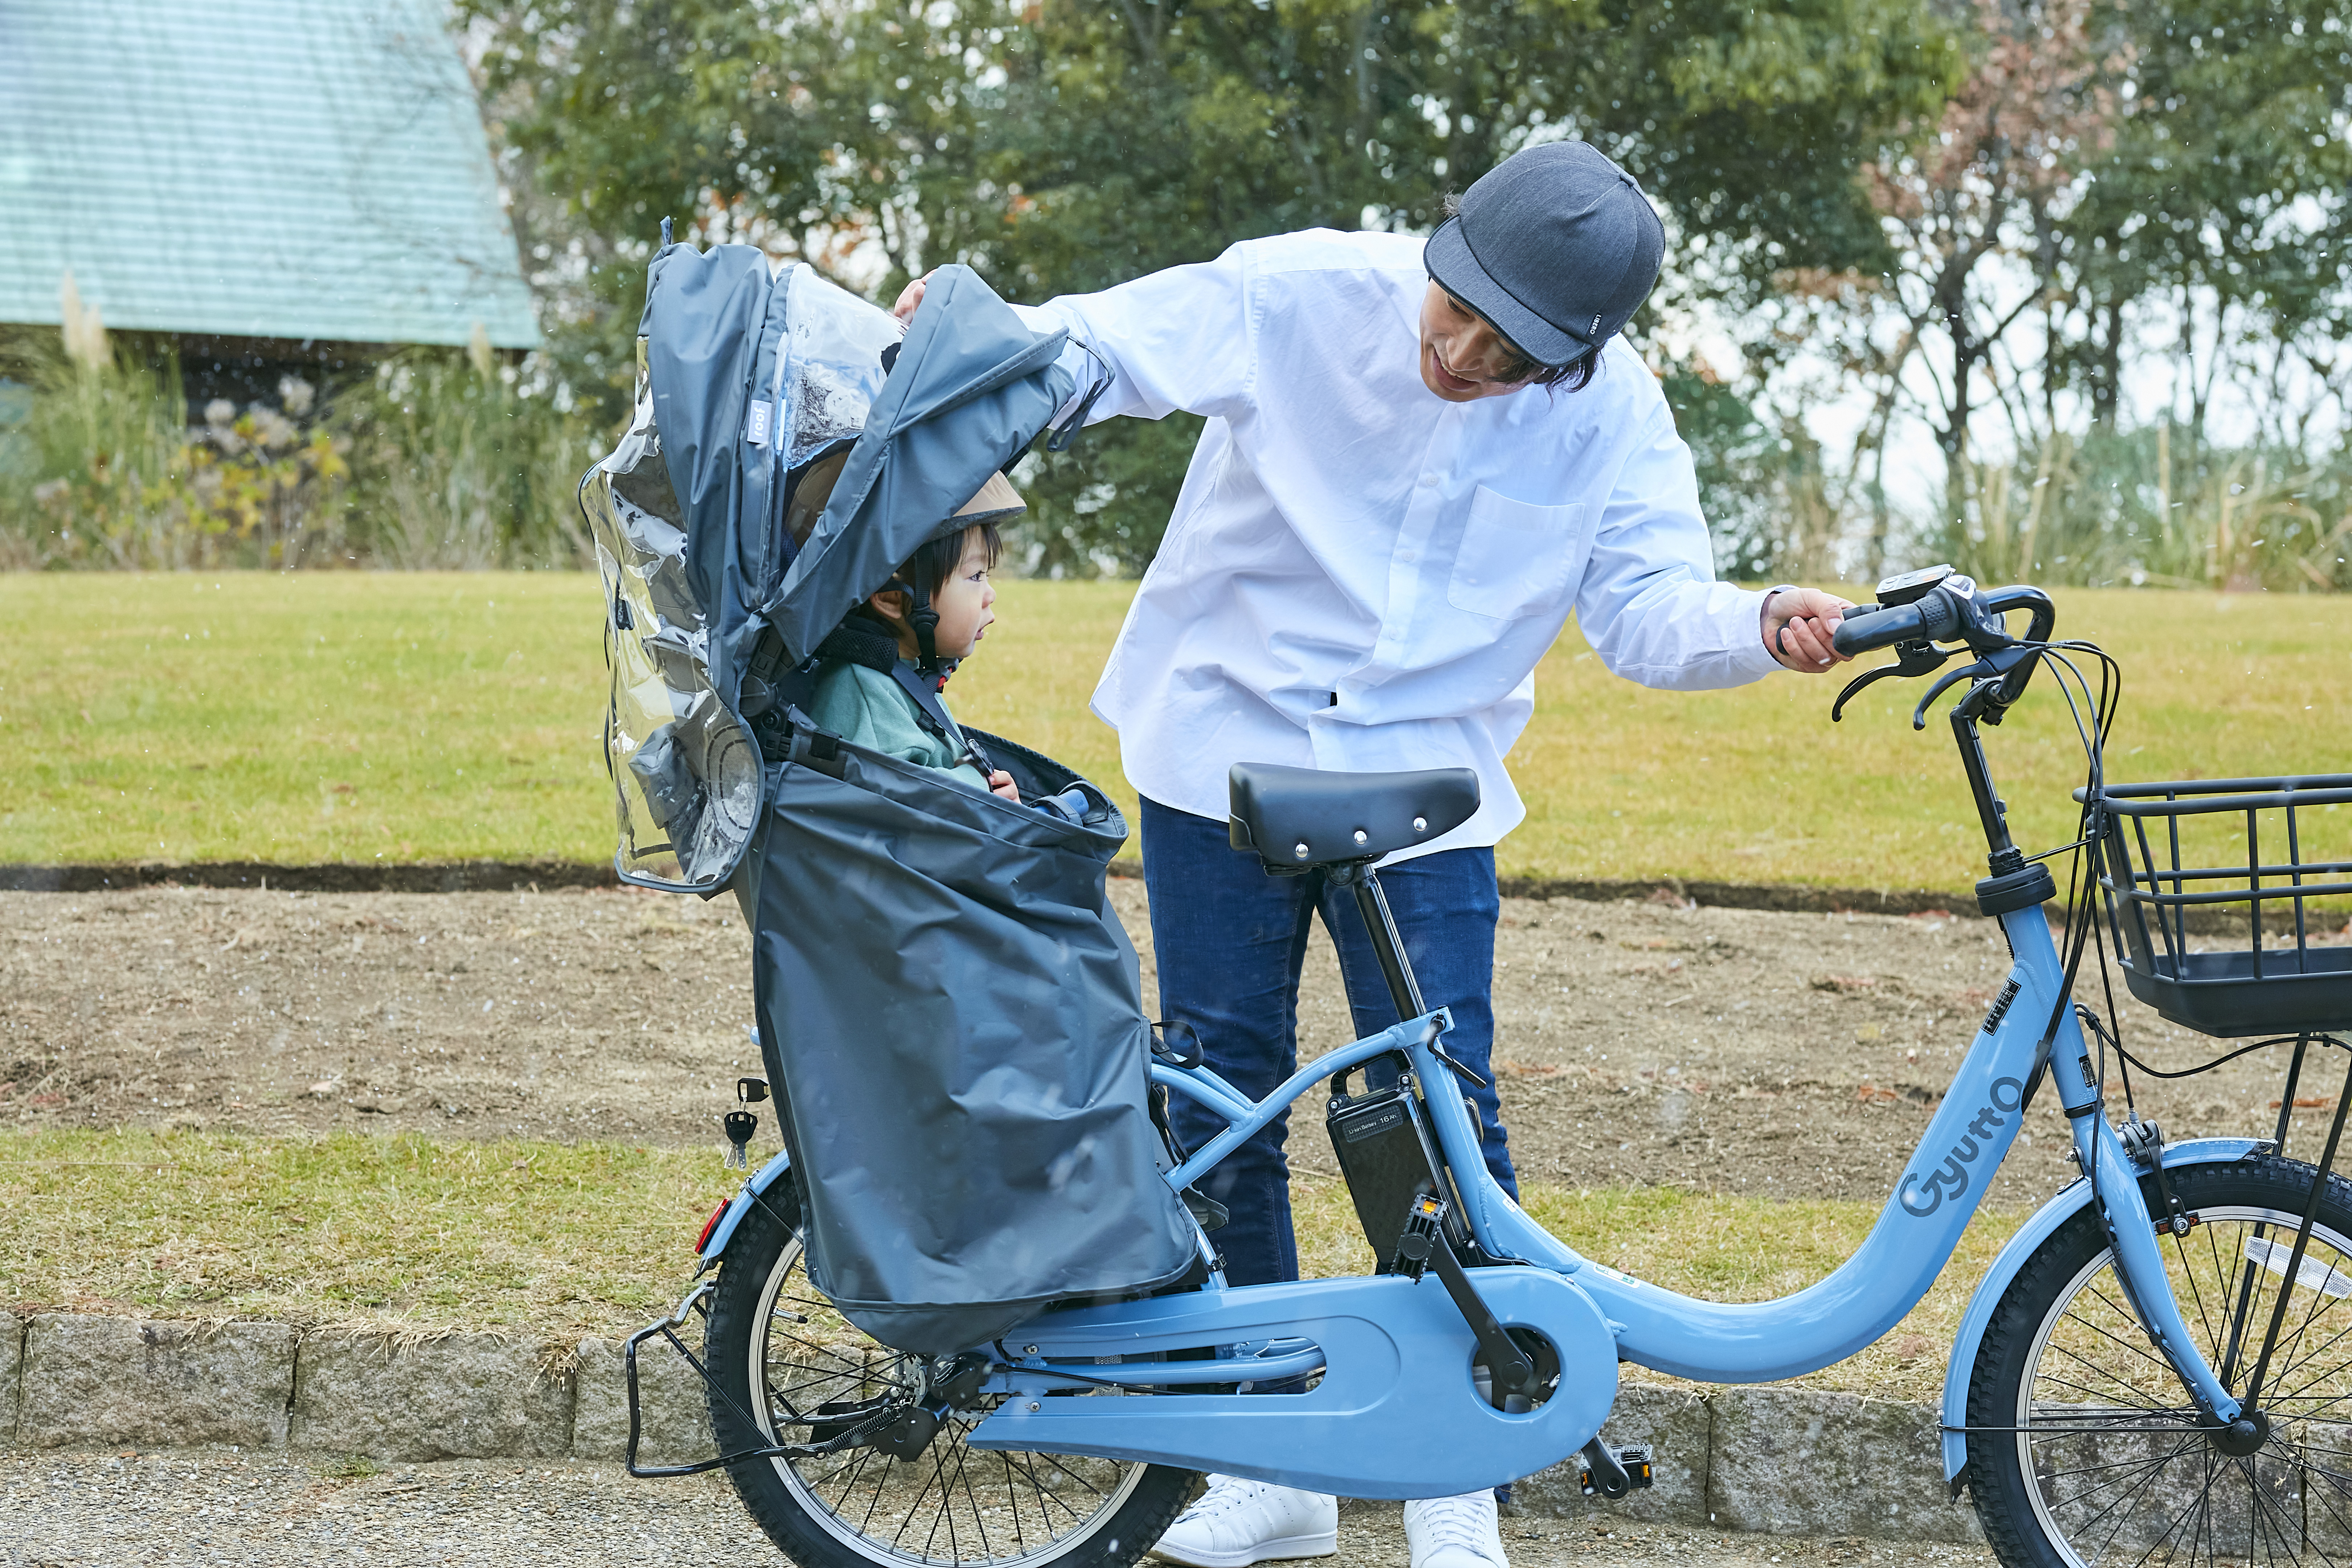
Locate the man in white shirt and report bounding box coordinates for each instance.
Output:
[897,141,1850,1568]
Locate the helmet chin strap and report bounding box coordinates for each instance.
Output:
[888,576,947,680]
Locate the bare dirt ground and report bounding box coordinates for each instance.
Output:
[4,877,2328,1210]
[2,1448,1994,1568]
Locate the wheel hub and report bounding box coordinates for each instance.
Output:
[2207,1409,2270,1457]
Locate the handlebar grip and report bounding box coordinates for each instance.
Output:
[1831,601,1925,657]
[1916,590,1964,643]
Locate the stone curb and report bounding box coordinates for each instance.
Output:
[0,1311,1975,1539]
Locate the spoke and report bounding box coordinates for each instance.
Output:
[857,1447,900,1537]
[2269,1253,2350,1411]
[2268,1293,2352,1388]
[2039,1434,2200,1521]
[2038,1356,2185,1413]
[1004,1448,1099,1522]
[2179,1230,2225,1373]
[918,1425,960,1563]
[2233,1452,2319,1568]
[2264,1324,2352,1411]
[948,1426,989,1561]
[2045,1434,2200,1558]
[2120,1443,2212,1568]
[2031,1399,2205,1426]
[2064,1300,2195,1386]
[2273,1435,2352,1563]
[2273,1381,2352,1428]
[996,1434,1030,1556]
[2040,1449,2244,1486]
[770,1367,875,1402]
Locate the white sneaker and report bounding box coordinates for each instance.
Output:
[1149,1474,1339,1567]
[1403,1490,1509,1568]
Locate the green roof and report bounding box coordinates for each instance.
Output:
[0,0,539,350]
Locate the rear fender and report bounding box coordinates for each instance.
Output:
[698,1150,794,1266]
[1940,1137,2265,1489]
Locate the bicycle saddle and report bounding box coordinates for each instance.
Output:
[1228,761,1480,869]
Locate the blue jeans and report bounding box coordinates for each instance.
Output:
[1139,796,1518,1288]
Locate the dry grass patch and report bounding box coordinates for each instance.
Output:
[0,1127,722,1336]
[5,1127,2023,1399]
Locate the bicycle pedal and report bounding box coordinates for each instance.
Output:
[1579,1444,1655,1498]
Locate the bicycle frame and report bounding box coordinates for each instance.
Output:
[1150,899,2231,1414]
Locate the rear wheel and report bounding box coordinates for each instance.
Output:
[702,1174,1197,1567]
[1965,1155,2352,1568]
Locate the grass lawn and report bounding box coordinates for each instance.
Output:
[0,1126,2018,1401]
[3,572,2347,890]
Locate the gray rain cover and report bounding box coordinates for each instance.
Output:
[607,244,1198,1355]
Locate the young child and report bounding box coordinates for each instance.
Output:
[805,516,1022,802]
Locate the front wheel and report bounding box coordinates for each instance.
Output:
[1964,1154,2352,1568]
[701,1173,1197,1568]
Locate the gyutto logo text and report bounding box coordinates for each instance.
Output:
[1898,1077,2026,1217]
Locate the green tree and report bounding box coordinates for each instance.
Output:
[2051,0,2352,440]
[464,0,1961,566]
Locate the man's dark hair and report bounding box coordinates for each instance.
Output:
[1436,192,1600,394]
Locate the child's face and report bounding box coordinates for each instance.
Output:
[927,531,997,657]
[871,529,997,660]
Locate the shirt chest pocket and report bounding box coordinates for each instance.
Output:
[1445,487,1587,620]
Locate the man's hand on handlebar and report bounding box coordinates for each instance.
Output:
[1763,588,1858,673]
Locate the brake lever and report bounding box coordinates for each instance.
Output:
[1956,646,2040,725]
[1830,640,1952,723]
[1911,660,1992,730]
[1912,647,2040,729]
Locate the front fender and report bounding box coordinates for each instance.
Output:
[1940,1137,2265,1489]
[698,1148,794,1266]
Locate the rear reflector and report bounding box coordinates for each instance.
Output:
[695,1198,731,1254]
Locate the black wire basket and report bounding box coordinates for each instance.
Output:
[2084,776,2352,1038]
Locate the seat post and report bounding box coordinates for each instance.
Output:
[1336,863,1426,1023]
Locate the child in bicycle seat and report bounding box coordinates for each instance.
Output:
[804,502,1023,803]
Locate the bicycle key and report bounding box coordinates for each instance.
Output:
[723,1109,758,1170]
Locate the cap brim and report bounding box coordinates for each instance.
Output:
[952,469,1026,525]
[1424,218,1588,368]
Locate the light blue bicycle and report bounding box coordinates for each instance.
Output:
[652,569,2352,1568]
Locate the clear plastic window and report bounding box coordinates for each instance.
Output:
[582,356,760,889]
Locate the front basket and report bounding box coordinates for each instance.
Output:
[2088,776,2352,1039]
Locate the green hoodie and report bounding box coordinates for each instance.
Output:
[804,658,994,793]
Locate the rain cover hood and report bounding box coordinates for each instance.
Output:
[766,264,1071,662]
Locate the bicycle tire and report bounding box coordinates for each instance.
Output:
[702,1172,1197,1568]
[1964,1154,2352,1568]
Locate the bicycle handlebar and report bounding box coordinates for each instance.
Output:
[1832,582,2056,660]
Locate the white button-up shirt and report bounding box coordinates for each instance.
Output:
[1012,228,1782,859]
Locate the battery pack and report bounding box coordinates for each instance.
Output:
[1326,1073,1469,1268]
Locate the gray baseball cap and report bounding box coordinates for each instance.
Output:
[1424,142,1666,367]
